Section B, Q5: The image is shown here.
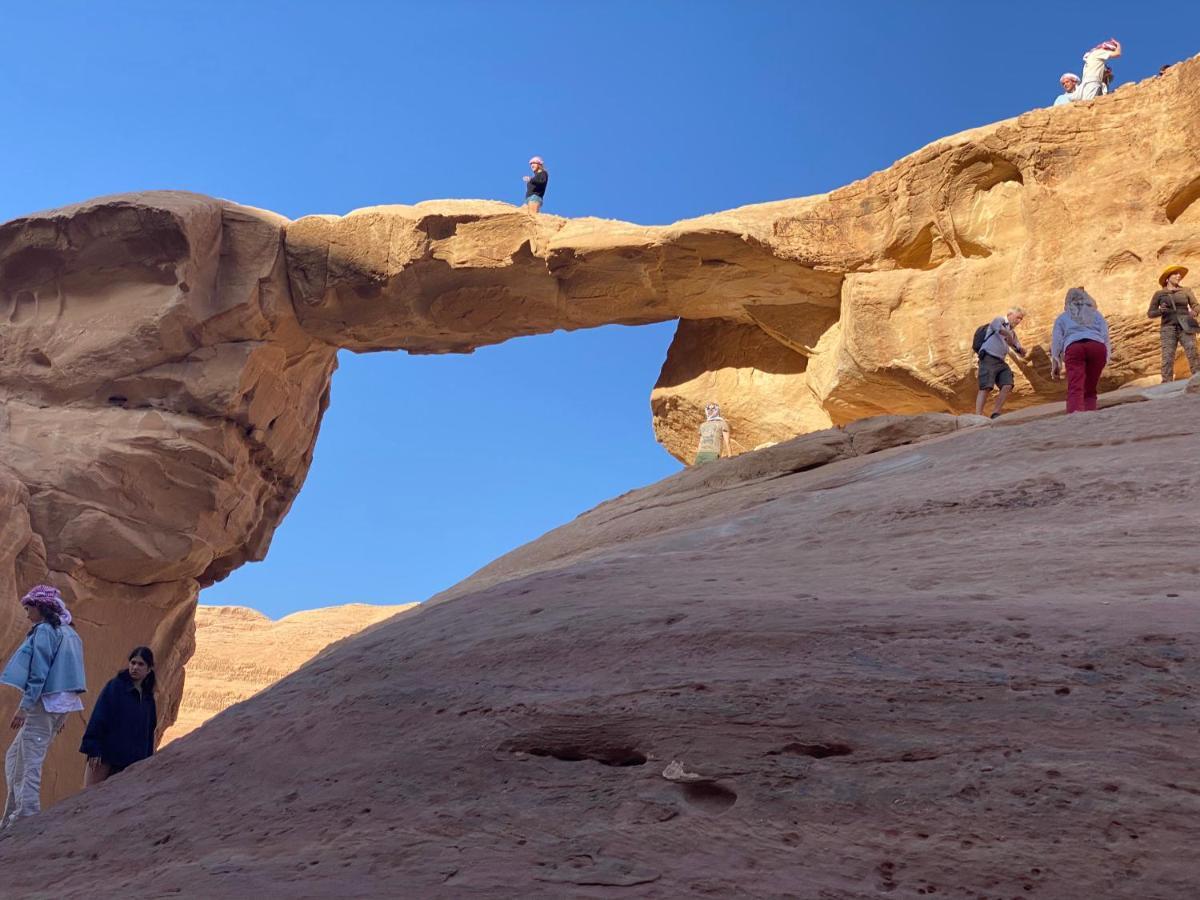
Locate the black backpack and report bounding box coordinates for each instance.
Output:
[971,322,993,356]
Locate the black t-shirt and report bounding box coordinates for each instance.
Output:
[526,168,548,198]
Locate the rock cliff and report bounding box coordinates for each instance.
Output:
[1,53,1198,803]
[162,603,412,743]
[1,387,1199,897]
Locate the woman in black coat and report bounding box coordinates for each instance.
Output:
[80,646,157,786]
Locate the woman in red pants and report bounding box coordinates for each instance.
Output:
[1049,287,1110,413]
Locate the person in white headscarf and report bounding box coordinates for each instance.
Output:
[1054,73,1080,106]
[694,403,732,465]
[0,584,87,827]
[1049,287,1111,413]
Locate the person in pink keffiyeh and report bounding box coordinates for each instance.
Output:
[0,584,87,827]
[1080,38,1121,100]
[19,584,73,626]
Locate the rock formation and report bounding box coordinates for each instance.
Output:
[2,388,1199,897]
[163,603,412,743]
[0,54,1197,803]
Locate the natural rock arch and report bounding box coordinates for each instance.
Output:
[1,52,1198,803]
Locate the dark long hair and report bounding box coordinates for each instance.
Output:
[126,646,157,694]
[27,608,60,633]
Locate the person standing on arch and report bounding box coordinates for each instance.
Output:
[1148,265,1200,382]
[1080,39,1121,100]
[523,156,548,213]
[0,585,86,828]
[694,403,732,465]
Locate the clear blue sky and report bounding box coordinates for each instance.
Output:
[2,2,1197,616]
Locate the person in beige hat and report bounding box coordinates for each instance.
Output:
[1148,265,1200,381]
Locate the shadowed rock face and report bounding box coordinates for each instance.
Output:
[0,54,1197,803]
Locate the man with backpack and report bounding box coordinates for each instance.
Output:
[974,307,1028,418]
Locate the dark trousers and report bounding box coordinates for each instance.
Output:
[1065,339,1107,413]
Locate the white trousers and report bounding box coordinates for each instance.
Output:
[2,706,65,825]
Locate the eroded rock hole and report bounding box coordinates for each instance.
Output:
[679,781,738,814]
[526,746,648,767]
[1166,176,1200,224]
[773,741,854,759]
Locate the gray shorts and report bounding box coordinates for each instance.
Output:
[978,353,1014,390]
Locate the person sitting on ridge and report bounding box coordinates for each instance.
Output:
[1054,72,1080,106]
[1080,38,1121,100]
[975,307,1028,419]
[694,403,732,465]
[523,156,548,213]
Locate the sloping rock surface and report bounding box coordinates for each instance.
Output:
[1,53,1198,806]
[163,603,412,743]
[0,394,1198,898]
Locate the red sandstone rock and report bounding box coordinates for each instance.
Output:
[0,394,1197,897]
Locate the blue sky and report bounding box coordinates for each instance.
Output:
[3,2,1197,616]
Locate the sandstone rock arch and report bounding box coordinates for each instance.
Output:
[1,52,1198,803]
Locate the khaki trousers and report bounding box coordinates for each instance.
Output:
[1160,323,1200,382]
[2,706,65,826]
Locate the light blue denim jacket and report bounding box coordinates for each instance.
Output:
[0,622,86,710]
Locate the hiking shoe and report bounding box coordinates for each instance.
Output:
[990,413,1001,419]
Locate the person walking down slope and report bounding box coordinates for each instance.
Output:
[1050,287,1110,413]
[523,156,548,213]
[1080,39,1121,100]
[80,646,158,787]
[695,403,732,465]
[1148,265,1200,382]
[1054,72,1081,106]
[0,585,86,828]
[975,307,1028,419]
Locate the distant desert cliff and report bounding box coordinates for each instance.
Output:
[163,603,412,744]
